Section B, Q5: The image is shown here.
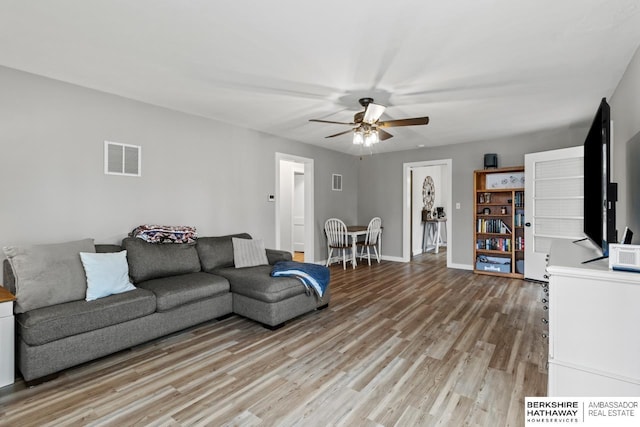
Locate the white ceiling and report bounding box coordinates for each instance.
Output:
[2,1,640,154]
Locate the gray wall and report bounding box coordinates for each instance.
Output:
[357,126,588,267]
[610,44,640,241]
[0,66,358,261]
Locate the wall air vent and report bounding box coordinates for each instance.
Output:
[104,141,141,176]
[332,174,342,191]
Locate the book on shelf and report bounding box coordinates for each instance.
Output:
[477,238,512,252]
[514,191,524,208]
[476,218,512,234]
[514,210,525,227]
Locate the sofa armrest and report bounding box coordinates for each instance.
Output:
[2,259,16,295]
[266,249,292,265]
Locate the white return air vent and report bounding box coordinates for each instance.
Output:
[104,141,141,176]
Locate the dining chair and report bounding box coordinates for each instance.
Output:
[324,218,350,269]
[357,217,382,265]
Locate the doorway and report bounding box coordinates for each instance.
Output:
[402,159,453,267]
[411,165,448,256]
[275,153,315,263]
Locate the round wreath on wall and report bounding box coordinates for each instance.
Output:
[422,176,435,212]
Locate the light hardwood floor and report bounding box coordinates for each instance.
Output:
[0,251,548,426]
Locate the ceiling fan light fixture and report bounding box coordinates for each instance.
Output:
[353,130,364,145]
[364,130,379,147]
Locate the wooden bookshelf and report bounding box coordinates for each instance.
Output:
[473,166,525,279]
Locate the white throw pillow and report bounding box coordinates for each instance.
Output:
[232,238,269,268]
[80,250,136,301]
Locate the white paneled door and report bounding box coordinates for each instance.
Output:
[524,146,584,282]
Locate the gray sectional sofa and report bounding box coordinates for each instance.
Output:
[2,233,330,382]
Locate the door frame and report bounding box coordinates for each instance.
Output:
[275,153,314,263]
[402,159,453,267]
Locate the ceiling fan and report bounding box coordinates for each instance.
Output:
[309,97,429,146]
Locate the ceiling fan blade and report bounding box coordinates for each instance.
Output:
[363,103,386,124]
[378,129,393,141]
[309,119,355,125]
[325,129,355,138]
[378,117,429,128]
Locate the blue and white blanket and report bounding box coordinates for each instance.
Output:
[271,261,330,298]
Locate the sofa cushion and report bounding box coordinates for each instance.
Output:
[197,233,252,272]
[265,248,293,264]
[3,238,96,313]
[215,265,306,303]
[232,237,269,268]
[136,272,230,312]
[122,237,201,283]
[16,288,156,346]
[95,244,122,253]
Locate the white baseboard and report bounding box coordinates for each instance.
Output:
[449,262,473,270]
[318,257,473,270]
[381,255,404,263]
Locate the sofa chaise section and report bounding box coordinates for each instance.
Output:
[196,234,330,328]
[217,265,330,328]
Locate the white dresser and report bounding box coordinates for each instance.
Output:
[547,239,640,396]
[0,286,16,388]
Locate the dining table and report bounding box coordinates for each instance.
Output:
[346,225,382,268]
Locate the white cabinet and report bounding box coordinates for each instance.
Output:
[547,239,640,396]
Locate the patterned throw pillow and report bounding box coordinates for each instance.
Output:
[130,225,197,244]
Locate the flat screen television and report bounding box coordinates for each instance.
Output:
[582,97,617,262]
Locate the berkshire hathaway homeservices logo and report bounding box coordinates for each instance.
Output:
[525,397,639,426]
